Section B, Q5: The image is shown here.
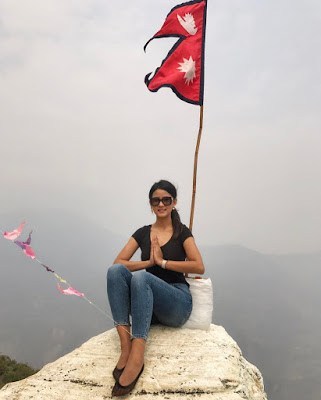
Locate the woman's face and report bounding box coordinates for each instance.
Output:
[150,189,177,219]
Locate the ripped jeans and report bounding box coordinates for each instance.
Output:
[107,264,192,340]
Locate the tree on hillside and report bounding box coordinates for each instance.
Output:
[0,355,37,389]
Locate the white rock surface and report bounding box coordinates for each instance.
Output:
[0,324,267,399]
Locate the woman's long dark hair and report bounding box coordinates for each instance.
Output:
[149,180,183,239]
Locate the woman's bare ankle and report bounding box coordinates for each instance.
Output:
[117,346,132,369]
[118,339,145,385]
[115,325,132,369]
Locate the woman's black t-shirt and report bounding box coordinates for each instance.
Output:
[132,224,193,286]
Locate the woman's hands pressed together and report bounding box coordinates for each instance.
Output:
[151,236,163,267]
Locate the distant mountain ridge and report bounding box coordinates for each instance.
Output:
[201,244,321,400]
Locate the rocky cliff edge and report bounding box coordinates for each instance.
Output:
[0,324,267,399]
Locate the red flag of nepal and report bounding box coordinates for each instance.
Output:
[144,0,207,105]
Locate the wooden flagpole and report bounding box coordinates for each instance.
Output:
[189,105,204,232]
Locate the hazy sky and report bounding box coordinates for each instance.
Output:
[1,0,320,254]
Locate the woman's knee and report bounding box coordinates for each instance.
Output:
[106,263,127,281]
[131,270,148,288]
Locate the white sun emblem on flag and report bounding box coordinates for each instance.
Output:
[177,56,196,85]
[177,13,198,35]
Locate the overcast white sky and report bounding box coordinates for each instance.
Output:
[1,0,320,254]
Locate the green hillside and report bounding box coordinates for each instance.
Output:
[0,355,37,389]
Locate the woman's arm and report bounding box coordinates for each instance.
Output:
[114,237,153,272]
[152,236,205,275]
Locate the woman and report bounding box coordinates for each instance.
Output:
[107,180,204,397]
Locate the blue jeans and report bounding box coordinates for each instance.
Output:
[107,264,192,340]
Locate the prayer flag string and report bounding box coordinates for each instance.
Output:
[1,222,115,325]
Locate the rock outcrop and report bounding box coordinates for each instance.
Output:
[0,324,267,399]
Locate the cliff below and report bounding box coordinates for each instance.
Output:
[0,324,267,399]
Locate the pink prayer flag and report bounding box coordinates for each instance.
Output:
[57,284,84,298]
[23,245,36,259]
[14,231,36,259]
[3,222,26,241]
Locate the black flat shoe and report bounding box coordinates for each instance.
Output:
[112,366,125,382]
[111,364,144,397]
